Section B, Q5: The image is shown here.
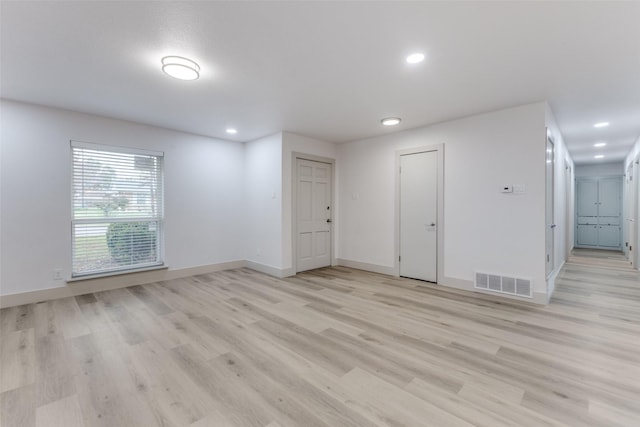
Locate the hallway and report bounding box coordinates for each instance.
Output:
[567,248,634,271]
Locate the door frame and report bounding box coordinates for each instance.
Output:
[394,144,444,281]
[545,132,555,278]
[631,155,640,268]
[564,159,573,260]
[292,152,336,273]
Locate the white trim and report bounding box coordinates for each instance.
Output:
[0,260,244,308]
[438,274,547,305]
[244,260,295,278]
[546,259,565,302]
[71,139,164,157]
[395,144,445,280]
[67,264,167,282]
[336,258,396,276]
[291,152,337,273]
[0,258,551,308]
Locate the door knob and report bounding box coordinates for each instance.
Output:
[326,219,332,223]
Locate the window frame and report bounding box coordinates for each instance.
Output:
[70,140,165,278]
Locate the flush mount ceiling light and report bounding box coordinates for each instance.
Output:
[161,56,200,80]
[593,122,609,128]
[594,142,607,147]
[406,53,425,64]
[226,128,238,134]
[594,154,605,159]
[381,117,401,126]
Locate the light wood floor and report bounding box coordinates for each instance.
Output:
[568,248,634,270]
[1,258,639,426]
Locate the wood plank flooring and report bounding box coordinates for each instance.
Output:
[568,248,633,270]
[1,259,639,426]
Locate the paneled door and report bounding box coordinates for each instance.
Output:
[296,158,332,272]
[400,150,438,282]
[576,177,622,250]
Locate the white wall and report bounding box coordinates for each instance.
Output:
[243,133,283,270]
[282,132,337,273]
[242,131,337,276]
[1,100,245,296]
[626,136,640,167]
[337,102,549,299]
[575,162,624,177]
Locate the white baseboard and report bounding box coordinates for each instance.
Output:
[243,260,295,278]
[0,258,550,308]
[336,258,549,305]
[545,260,565,303]
[0,260,244,308]
[336,258,396,276]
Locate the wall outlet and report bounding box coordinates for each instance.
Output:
[53,268,63,280]
[513,184,526,194]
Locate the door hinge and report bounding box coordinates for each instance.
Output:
[399,255,401,262]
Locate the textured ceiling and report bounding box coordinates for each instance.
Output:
[2,1,639,164]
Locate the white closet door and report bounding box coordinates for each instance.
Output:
[400,151,438,282]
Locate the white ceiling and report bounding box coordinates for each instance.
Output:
[2,1,639,164]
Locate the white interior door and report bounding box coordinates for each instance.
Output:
[545,137,555,277]
[400,151,437,282]
[296,159,332,272]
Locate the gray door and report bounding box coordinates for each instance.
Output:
[575,177,622,250]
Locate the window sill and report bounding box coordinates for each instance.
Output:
[67,264,168,283]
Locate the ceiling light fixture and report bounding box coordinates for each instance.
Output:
[161,56,200,80]
[593,122,609,128]
[594,155,605,159]
[594,142,607,147]
[381,117,401,126]
[406,53,425,64]
[226,128,238,134]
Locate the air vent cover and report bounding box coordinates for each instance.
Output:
[475,272,532,298]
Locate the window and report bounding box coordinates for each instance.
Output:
[71,141,164,277]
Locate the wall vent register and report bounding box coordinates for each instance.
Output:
[475,272,532,298]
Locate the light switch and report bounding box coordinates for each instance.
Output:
[501,185,513,193]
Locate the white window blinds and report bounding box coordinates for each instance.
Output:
[71,141,164,277]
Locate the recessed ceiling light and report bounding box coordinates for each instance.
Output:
[593,122,609,128]
[161,56,200,80]
[381,117,401,126]
[594,155,605,159]
[226,128,238,134]
[594,142,607,147]
[406,53,425,64]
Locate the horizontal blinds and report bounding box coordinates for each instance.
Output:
[71,142,164,276]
